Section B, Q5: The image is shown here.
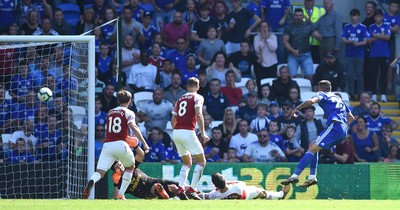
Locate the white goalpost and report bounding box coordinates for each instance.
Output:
[0,36,95,199]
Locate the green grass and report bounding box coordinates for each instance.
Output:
[1,200,400,210]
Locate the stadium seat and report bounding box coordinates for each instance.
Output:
[293,78,312,92]
[58,4,80,33]
[211,121,223,128]
[68,105,86,129]
[235,77,251,95]
[230,106,239,114]
[314,104,325,120]
[133,91,153,111]
[260,78,274,86]
[300,91,317,101]
[1,133,12,152]
[276,63,287,76]
[166,121,173,137]
[5,90,12,100]
[333,91,351,107]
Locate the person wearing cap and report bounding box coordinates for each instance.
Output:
[283,8,318,81]
[294,106,324,151]
[268,101,281,120]
[312,51,346,92]
[342,8,369,101]
[235,90,258,124]
[302,0,326,64]
[276,100,301,135]
[140,11,158,49]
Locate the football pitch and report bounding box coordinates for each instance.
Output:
[1,199,399,210]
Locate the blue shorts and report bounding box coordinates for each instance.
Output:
[313,122,347,149]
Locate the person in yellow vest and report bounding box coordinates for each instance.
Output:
[302,0,325,64]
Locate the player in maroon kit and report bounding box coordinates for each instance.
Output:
[83,90,149,200]
[171,77,210,200]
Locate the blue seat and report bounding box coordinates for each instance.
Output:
[58,4,80,29]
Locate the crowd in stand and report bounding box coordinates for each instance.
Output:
[0,0,400,165]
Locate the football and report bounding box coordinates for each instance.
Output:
[37,87,53,102]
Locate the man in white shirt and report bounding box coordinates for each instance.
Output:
[121,34,140,78]
[128,50,160,92]
[229,120,258,160]
[9,119,37,155]
[140,88,173,131]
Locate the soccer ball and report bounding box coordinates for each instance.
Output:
[37,87,53,102]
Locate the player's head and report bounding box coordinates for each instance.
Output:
[117,89,132,105]
[318,80,332,92]
[186,77,200,92]
[211,172,226,189]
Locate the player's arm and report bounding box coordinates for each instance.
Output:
[128,121,149,152]
[171,114,177,129]
[195,106,209,142]
[135,146,145,163]
[291,97,320,117]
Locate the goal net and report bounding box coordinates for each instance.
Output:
[0,36,95,199]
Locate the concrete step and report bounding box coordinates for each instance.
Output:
[350,102,399,109]
[354,94,396,101]
[381,110,400,116]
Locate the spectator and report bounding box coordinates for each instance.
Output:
[249,103,270,134]
[197,67,210,98]
[96,43,112,76]
[98,84,118,112]
[253,20,278,91]
[20,10,40,35]
[9,119,37,155]
[220,70,243,106]
[383,145,400,163]
[15,0,52,26]
[36,115,61,162]
[312,51,346,92]
[257,83,275,106]
[180,54,198,87]
[384,1,400,92]
[284,125,304,162]
[113,6,145,46]
[128,0,144,23]
[121,34,140,78]
[93,26,105,56]
[79,67,106,99]
[276,100,301,134]
[52,8,71,35]
[283,8,316,82]
[368,9,391,102]
[362,1,377,94]
[260,0,290,64]
[0,0,17,33]
[104,59,127,91]
[206,51,241,87]
[207,126,229,162]
[267,120,285,151]
[365,102,399,139]
[148,32,168,58]
[243,79,257,98]
[94,124,106,160]
[225,147,240,162]
[271,65,299,105]
[229,120,258,160]
[268,101,281,120]
[33,103,49,139]
[242,129,286,162]
[140,88,173,131]
[149,42,165,72]
[191,4,219,47]
[351,92,371,118]
[342,9,369,99]
[167,37,189,72]
[197,114,213,138]
[141,12,158,49]
[225,0,261,55]
[165,142,181,164]
[229,39,257,78]
[128,50,159,92]
[302,0,326,64]
[197,25,226,67]
[50,45,66,80]
[333,136,355,164]
[213,0,229,43]
[7,138,36,164]
[236,90,259,123]
[92,0,109,23]
[6,23,20,35]
[378,124,399,161]
[151,0,178,31]
[162,11,190,49]
[13,90,36,123]
[218,107,238,142]
[101,6,117,48]
[145,127,167,163]
[182,0,198,30]
[203,79,230,121]
[75,7,96,35]
[350,116,379,162]
[163,71,187,104]
[160,59,174,89]
[203,141,222,163]
[10,60,35,103]
[295,106,324,151]
[288,86,302,109]
[313,0,344,65]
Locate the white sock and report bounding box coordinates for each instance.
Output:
[118,169,133,196]
[308,175,316,179]
[190,164,205,189]
[291,174,299,178]
[179,165,191,188]
[90,172,102,184]
[265,191,284,200]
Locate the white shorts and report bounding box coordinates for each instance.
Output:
[172,129,204,157]
[244,186,263,200]
[96,140,135,171]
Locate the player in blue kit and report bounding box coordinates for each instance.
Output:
[281,80,354,187]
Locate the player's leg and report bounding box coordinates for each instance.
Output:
[115,141,136,200]
[185,134,206,200]
[172,130,192,200]
[299,151,319,188]
[83,143,115,199]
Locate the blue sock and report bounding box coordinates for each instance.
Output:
[294,151,315,176]
[309,151,319,176]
